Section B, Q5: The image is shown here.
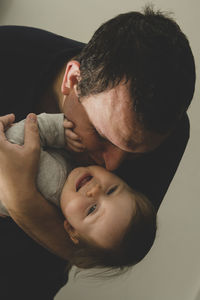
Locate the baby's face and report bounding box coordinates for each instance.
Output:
[60,166,137,249]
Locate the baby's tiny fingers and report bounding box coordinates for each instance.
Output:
[67,139,85,149]
[65,129,81,141]
[67,140,85,152]
[63,119,74,129]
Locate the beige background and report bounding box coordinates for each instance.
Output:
[0,0,199,299]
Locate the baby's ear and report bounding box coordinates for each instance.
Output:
[64,220,79,244]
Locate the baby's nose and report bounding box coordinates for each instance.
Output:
[86,184,101,197]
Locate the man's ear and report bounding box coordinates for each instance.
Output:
[64,219,79,245]
[61,60,80,96]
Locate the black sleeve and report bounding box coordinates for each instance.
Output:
[115,114,189,211]
[0,26,85,121]
[0,26,79,299]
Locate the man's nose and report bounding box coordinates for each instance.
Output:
[103,146,127,171]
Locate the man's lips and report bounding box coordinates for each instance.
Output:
[76,174,93,191]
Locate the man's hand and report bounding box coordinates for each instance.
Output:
[0,113,15,130]
[63,117,85,152]
[0,113,73,260]
[0,114,17,218]
[0,113,40,210]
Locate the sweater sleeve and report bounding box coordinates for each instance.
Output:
[0,113,72,216]
[5,113,65,148]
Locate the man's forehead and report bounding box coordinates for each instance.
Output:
[81,80,163,152]
[98,102,143,149]
[97,105,166,154]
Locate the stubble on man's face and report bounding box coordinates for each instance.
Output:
[62,90,106,165]
[62,83,167,169]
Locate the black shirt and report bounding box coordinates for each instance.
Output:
[0,25,84,300]
[0,25,190,299]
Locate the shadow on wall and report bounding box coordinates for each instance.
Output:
[194,286,200,300]
[0,0,13,23]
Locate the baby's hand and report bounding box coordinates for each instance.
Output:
[63,118,85,152]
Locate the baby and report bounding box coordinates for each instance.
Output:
[0,113,156,270]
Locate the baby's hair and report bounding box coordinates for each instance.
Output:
[67,190,157,275]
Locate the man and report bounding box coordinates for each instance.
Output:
[0,6,195,300]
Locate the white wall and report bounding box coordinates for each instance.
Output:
[1,1,199,299]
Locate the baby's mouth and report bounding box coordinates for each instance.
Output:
[76,174,93,191]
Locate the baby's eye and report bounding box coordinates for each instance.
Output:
[106,185,118,195]
[87,204,97,216]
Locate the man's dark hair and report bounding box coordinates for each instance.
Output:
[75,5,196,134]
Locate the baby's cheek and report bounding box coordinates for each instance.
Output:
[60,187,71,217]
[62,195,82,217]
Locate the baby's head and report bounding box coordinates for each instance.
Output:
[60,166,156,270]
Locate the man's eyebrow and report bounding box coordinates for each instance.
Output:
[95,127,105,137]
[95,127,144,153]
[125,139,134,148]
[95,128,110,142]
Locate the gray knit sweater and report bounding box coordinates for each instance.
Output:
[0,113,73,216]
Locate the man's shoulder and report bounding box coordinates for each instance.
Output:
[163,113,190,152]
[116,113,190,210]
[0,25,85,50]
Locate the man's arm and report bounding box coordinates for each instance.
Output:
[0,113,73,260]
[9,189,74,260]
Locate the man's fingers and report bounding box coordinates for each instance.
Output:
[24,113,40,152]
[0,114,15,145]
[0,113,15,126]
[0,114,15,131]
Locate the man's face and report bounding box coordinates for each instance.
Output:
[63,81,166,171]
